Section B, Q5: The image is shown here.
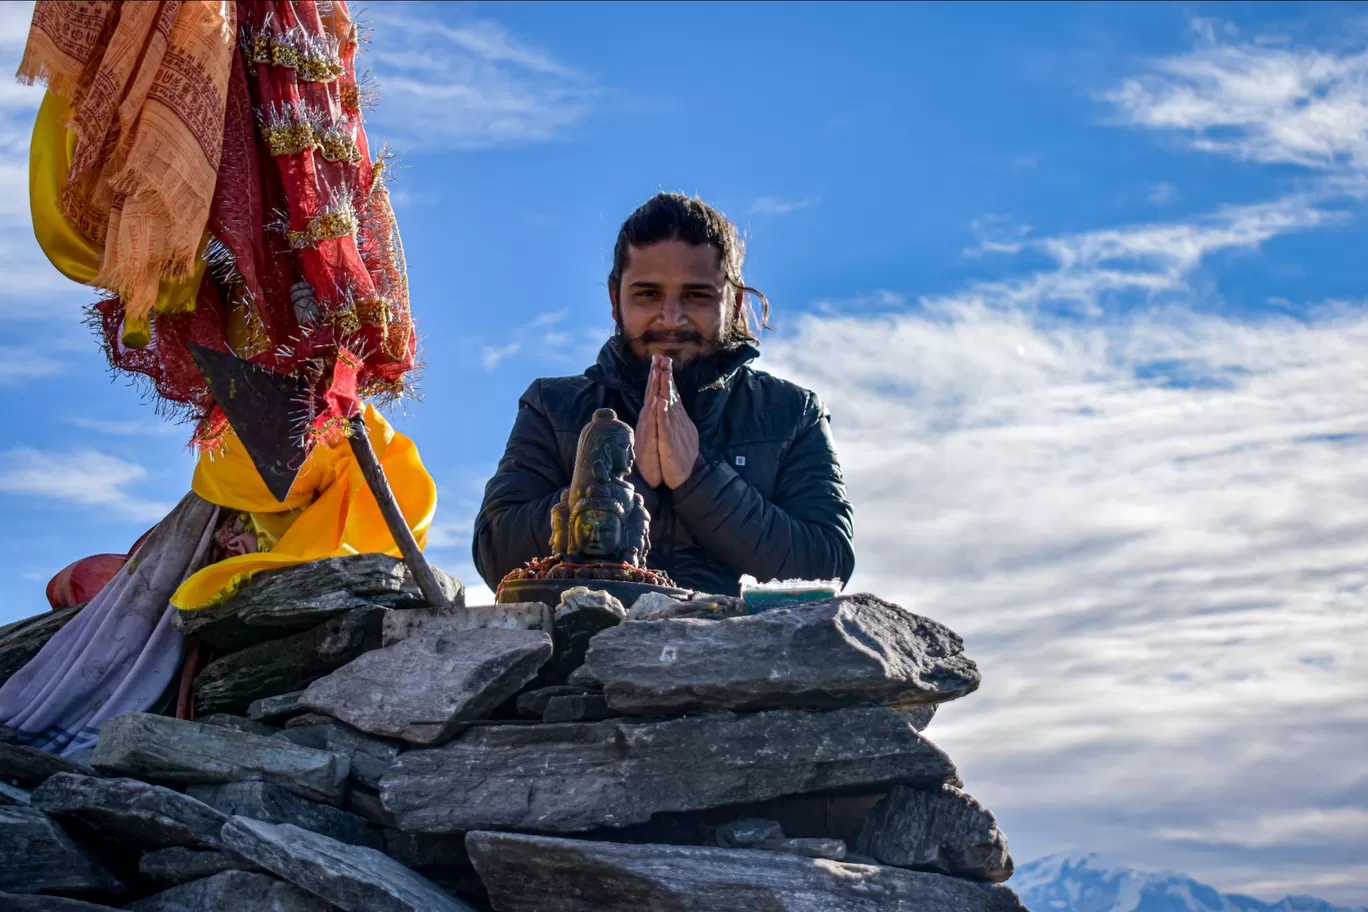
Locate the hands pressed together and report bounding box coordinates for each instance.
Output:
[634,354,700,489]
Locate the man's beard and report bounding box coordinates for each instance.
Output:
[615,327,733,403]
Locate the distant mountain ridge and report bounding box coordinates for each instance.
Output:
[1015,853,1367,912]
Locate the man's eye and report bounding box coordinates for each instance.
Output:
[635,290,658,299]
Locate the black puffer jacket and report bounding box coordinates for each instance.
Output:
[473,339,855,596]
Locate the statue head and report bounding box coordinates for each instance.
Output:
[567,495,627,562]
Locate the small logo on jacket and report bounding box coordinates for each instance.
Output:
[735,456,746,466]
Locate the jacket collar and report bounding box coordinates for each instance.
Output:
[585,336,759,409]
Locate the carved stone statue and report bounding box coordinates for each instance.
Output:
[498,408,686,608]
[551,408,650,567]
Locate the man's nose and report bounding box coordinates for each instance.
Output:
[660,294,688,327]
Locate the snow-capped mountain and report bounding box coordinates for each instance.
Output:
[1015,853,1367,912]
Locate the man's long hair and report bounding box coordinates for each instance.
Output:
[608,192,772,345]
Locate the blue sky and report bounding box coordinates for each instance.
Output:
[1,0,1367,903]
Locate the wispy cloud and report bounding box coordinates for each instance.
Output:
[749,195,820,216]
[0,345,62,385]
[1104,17,1368,175]
[480,342,521,371]
[66,417,185,437]
[960,195,1338,316]
[759,22,1368,895]
[0,448,172,522]
[363,6,600,150]
[1146,181,1180,205]
[767,287,1368,905]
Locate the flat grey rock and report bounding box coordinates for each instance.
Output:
[0,741,92,786]
[584,593,980,716]
[465,831,1028,912]
[175,554,464,650]
[0,780,32,805]
[382,602,551,646]
[381,706,955,833]
[345,788,397,828]
[515,684,598,719]
[32,773,228,850]
[92,713,348,805]
[194,608,384,716]
[0,895,120,911]
[188,780,381,850]
[904,705,937,731]
[139,846,263,885]
[127,869,330,911]
[221,816,477,912]
[543,589,625,684]
[856,784,1014,883]
[542,692,615,722]
[248,690,307,724]
[0,805,123,895]
[196,713,281,738]
[285,712,337,728]
[0,604,83,689]
[272,722,401,789]
[301,628,551,746]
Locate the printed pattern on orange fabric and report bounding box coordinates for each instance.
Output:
[18,1,237,322]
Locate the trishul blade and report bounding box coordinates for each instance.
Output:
[187,342,310,503]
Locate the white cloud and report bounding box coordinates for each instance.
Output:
[749,196,820,216]
[363,6,599,150]
[1104,18,1368,174]
[762,194,1368,901]
[481,342,521,371]
[1146,181,1180,204]
[67,417,185,437]
[960,195,1338,317]
[0,447,172,522]
[0,345,61,385]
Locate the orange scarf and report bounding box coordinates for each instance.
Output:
[17,1,235,321]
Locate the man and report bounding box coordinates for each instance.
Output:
[474,193,855,596]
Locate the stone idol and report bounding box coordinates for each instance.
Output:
[497,408,689,609]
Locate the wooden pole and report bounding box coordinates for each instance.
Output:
[347,415,447,609]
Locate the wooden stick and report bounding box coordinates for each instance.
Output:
[347,415,447,609]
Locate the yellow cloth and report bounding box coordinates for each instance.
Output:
[30,90,207,347]
[172,404,438,611]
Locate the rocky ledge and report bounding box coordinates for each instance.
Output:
[0,554,1020,911]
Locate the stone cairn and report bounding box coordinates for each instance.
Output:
[0,552,1024,912]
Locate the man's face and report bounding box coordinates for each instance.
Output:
[611,240,729,366]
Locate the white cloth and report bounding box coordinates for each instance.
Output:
[0,493,219,756]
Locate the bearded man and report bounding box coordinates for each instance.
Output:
[473,193,855,596]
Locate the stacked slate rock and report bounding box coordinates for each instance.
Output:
[0,554,1023,911]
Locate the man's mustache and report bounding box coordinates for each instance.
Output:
[634,329,707,345]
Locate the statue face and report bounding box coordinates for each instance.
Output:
[572,509,623,560]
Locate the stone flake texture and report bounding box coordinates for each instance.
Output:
[221,816,478,912]
[584,593,981,716]
[465,831,1028,912]
[856,784,1014,883]
[380,706,955,833]
[32,773,229,850]
[91,713,349,805]
[300,628,552,746]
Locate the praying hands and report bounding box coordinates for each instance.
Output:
[634,354,700,489]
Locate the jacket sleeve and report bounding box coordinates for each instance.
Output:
[670,392,856,584]
[472,383,569,589]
